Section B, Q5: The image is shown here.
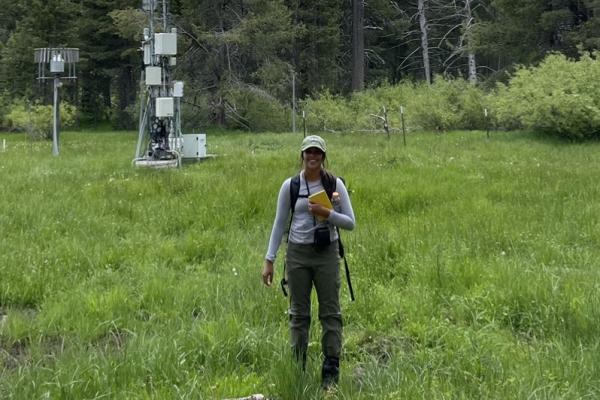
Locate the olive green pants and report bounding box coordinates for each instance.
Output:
[286,242,342,360]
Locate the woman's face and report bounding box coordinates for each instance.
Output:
[303,147,325,171]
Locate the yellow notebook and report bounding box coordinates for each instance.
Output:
[309,190,333,221]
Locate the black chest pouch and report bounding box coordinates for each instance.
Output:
[314,226,331,247]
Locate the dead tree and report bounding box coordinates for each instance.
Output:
[464,0,477,84]
[418,0,431,84]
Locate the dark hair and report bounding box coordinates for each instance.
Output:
[319,169,336,194]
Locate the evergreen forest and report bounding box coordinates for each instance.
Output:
[1,0,599,134]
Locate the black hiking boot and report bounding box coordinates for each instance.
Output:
[321,357,339,389]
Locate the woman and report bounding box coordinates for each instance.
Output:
[261,135,355,389]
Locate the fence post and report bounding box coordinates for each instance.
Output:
[400,105,406,146]
[291,71,296,134]
[383,106,390,139]
[485,108,490,139]
[302,110,307,137]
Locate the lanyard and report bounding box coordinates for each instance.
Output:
[304,176,317,226]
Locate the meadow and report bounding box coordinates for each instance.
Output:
[0,129,599,399]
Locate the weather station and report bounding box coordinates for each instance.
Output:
[133,0,209,168]
[34,47,79,156]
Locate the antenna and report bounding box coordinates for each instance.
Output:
[34,47,79,156]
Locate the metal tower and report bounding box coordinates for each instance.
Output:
[133,0,184,168]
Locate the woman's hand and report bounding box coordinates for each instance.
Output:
[262,260,274,286]
[308,202,331,219]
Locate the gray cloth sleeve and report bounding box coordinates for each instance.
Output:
[265,178,291,262]
[326,178,355,231]
[265,176,355,262]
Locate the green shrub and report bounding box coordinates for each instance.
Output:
[349,84,410,132]
[302,79,487,133]
[491,52,600,139]
[303,86,405,133]
[402,78,487,131]
[6,100,77,140]
[456,82,489,130]
[0,94,10,130]
[303,90,354,132]
[225,87,289,132]
[409,79,462,131]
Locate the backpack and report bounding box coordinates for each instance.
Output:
[280,171,355,301]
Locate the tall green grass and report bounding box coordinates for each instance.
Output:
[1,130,599,399]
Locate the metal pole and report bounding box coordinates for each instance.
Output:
[149,1,154,45]
[401,106,406,146]
[136,96,151,159]
[292,71,296,134]
[52,76,60,156]
[135,73,146,159]
[485,108,490,139]
[162,0,167,31]
[302,110,306,137]
[177,97,181,138]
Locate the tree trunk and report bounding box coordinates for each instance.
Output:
[216,96,226,126]
[351,0,365,91]
[116,65,136,129]
[465,0,477,85]
[215,4,227,127]
[418,0,431,84]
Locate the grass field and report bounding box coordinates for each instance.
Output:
[0,129,599,399]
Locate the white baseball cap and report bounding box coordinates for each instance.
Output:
[300,135,327,153]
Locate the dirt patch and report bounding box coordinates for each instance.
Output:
[1,339,30,370]
[357,334,413,365]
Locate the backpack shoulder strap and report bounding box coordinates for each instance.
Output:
[289,175,301,213]
[286,175,301,243]
[324,173,354,301]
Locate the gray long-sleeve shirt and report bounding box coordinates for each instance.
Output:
[265,171,355,262]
